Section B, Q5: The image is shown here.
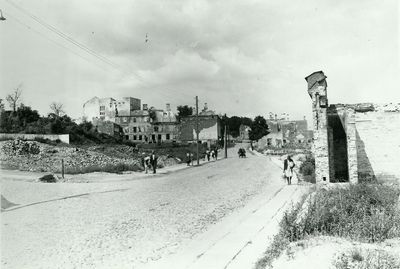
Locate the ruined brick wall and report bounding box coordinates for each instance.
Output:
[354,105,400,182]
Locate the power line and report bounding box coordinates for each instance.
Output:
[2,3,202,103]
[4,0,144,82]
[5,12,111,73]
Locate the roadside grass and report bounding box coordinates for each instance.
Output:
[334,247,400,269]
[255,183,400,269]
[63,163,142,174]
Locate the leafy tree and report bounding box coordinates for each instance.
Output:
[6,85,22,112]
[177,105,193,119]
[249,115,269,141]
[0,98,4,110]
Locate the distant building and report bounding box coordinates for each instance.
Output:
[83,96,141,122]
[178,114,221,145]
[239,124,251,141]
[264,117,312,148]
[93,120,123,138]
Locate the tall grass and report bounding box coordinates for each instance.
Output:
[63,163,142,174]
[256,184,400,269]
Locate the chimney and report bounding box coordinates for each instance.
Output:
[303,116,306,121]
[274,114,277,121]
[204,103,208,111]
[143,104,148,110]
[166,103,171,111]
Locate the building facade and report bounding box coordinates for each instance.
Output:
[178,114,221,144]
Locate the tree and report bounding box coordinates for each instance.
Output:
[49,102,65,117]
[0,98,4,110]
[177,105,193,119]
[6,85,22,112]
[249,115,269,141]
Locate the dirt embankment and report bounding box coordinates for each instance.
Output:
[0,140,179,174]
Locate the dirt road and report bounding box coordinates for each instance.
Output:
[1,146,307,269]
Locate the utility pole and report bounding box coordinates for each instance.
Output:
[224,124,227,158]
[195,96,200,165]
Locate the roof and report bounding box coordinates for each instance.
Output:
[305,71,327,90]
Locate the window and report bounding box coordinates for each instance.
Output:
[166,134,170,140]
[123,117,128,123]
[154,126,159,132]
[100,112,105,116]
[133,135,137,140]
[133,127,137,133]
[100,105,105,111]
[133,117,137,123]
[139,135,142,141]
[152,134,156,141]
[158,134,162,141]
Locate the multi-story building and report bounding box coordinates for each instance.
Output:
[83,96,141,122]
[178,114,221,146]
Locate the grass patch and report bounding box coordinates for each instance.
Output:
[64,163,142,174]
[256,184,400,269]
[334,248,400,269]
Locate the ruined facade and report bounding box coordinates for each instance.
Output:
[178,115,221,145]
[307,71,400,184]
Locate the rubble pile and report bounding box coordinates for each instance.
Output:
[1,139,41,156]
[0,140,141,173]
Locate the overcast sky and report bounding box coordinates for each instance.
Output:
[0,0,399,123]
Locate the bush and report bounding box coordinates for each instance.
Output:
[256,184,400,268]
[64,162,142,174]
[299,154,315,183]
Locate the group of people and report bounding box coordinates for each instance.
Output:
[205,148,218,162]
[237,148,246,158]
[141,151,158,174]
[283,155,295,185]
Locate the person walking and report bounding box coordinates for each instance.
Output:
[215,147,218,160]
[211,149,215,161]
[206,149,210,161]
[144,155,151,174]
[186,152,191,166]
[283,155,295,185]
[150,151,158,174]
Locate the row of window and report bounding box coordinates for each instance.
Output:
[130,134,171,141]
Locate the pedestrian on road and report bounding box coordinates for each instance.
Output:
[215,147,218,160]
[283,155,295,185]
[190,153,194,166]
[206,149,210,161]
[150,151,158,174]
[186,152,191,166]
[143,155,151,174]
[211,149,215,161]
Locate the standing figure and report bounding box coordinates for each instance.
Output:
[144,155,151,174]
[186,152,191,166]
[150,151,158,174]
[214,147,218,160]
[190,153,194,166]
[211,149,215,160]
[283,155,295,185]
[206,149,211,161]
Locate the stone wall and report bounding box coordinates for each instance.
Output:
[0,133,70,144]
[355,107,400,182]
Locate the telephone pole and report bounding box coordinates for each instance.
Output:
[224,124,227,158]
[195,96,200,165]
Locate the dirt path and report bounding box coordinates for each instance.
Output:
[1,146,308,269]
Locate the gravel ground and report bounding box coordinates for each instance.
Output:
[1,146,286,269]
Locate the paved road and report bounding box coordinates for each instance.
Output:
[1,146,306,269]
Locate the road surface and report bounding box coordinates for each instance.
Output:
[1,146,308,269]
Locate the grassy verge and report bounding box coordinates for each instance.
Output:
[63,163,142,174]
[256,183,400,269]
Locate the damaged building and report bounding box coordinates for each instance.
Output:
[306,71,400,184]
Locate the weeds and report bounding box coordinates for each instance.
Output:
[334,248,400,269]
[256,184,400,268]
[63,163,142,174]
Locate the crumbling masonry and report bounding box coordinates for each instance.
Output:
[306,71,400,184]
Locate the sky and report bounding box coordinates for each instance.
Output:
[0,0,399,123]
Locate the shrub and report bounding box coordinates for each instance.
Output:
[256,184,400,268]
[299,154,315,183]
[64,162,142,174]
[39,174,57,183]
